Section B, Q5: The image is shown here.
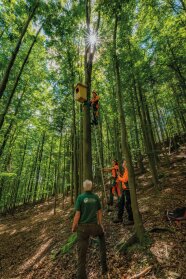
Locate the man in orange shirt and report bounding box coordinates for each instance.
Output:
[103,160,121,206]
[113,160,133,224]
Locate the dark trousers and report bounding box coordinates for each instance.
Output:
[92,109,98,124]
[118,190,133,221]
[77,224,107,279]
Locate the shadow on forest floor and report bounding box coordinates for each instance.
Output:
[0,146,186,279]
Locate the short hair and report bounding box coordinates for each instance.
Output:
[83,180,93,191]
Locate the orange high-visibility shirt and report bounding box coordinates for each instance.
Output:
[118,168,128,190]
[111,164,119,178]
[90,95,100,104]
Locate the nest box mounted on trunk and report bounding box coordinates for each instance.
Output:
[75,83,87,103]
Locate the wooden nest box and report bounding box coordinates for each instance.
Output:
[75,83,87,103]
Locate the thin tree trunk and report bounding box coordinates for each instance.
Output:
[62,136,66,209]
[45,137,54,200]
[0,86,26,156]
[0,1,39,99]
[136,83,159,187]
[53,164,57,215]
[12,138,28,211]
[71,131,74,204]
[0,27,41,130]
[33,132,45,202]
[130,80,145,173]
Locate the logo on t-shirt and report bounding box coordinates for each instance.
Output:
[83,198,96,204]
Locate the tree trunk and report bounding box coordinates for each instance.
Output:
[72,85,79,200]
[130,79,145,173]
[12,138,28,210]
[46,137,54,200]
[0,86,26,156]
[0,27,41,130]
[0,1,39,99]
[33,131,45,202]
[113,15,145,243]
[136,83,159,187]
[83,1,100,180]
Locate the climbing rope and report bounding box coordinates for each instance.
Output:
[93,122,108,205]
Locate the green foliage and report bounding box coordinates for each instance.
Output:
[51,233,77,260]
[0,172,17,179]
[0,0,185,212]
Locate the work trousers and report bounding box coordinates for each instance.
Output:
[118,190,133,221]
[92,109,98,124]
[77,223,107,279]
[109,178,121,205]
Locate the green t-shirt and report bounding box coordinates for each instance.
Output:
[75,191,101,224]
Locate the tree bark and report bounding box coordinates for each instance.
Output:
[12,138,28,210]
[83,0,100,180]
[33,131,46,202]
[0,1,39,99]
[113,15,145,243]
[0,27,41,130]
[0,86,26,156]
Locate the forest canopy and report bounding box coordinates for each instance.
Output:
[0,0,185,213]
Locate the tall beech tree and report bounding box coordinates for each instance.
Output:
[113,12,145,243]
[0,0,39,99]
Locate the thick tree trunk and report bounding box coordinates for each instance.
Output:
[72,85,79,200]
[83,0,100,180]
[79,105,83,193]
[0,1,39,99]
[113,15,145,243]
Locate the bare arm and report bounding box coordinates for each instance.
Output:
[72,211,81,232]
[102,167,112,172]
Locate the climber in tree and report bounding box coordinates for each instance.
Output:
[103,159,121,206]
[90,90,100,125]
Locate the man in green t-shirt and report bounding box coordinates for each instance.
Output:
[72,180,108,279]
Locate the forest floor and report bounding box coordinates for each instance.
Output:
[0,146,186,279]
